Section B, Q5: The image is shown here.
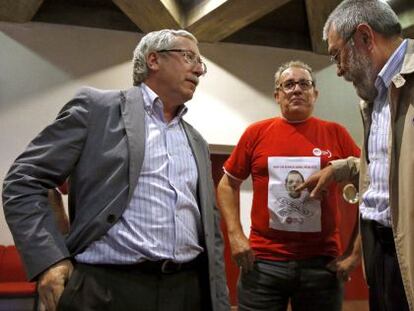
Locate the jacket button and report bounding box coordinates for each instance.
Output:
[106,214,116,223]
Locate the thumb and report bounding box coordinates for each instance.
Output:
[39,301,46,311]
[310,181,324,198]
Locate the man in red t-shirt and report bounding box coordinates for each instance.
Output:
[217,61,361,311]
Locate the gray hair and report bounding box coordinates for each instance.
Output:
[323,0,401,41]
[274,60,316,91]
[132,29,198,86]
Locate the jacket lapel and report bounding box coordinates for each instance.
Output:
[181,121,206,208]
[120,86,146,203]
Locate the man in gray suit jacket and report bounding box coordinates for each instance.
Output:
[2,29,229,311]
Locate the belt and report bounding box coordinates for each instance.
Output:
[136,258,200,274]
[85,257,201,274]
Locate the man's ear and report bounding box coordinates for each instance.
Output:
[313,88,319,100]
[355,23,374,50]
[146,52,160,72]
[274,90,280,103]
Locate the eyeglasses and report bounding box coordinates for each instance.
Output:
[329,29,356,65]
[157,49,207,75]
[277,79,314,92]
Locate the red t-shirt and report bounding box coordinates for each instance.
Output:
[224,117,360,261]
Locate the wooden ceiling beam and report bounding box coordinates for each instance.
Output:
[111,0,182,33]
[0,0,44,23]
[224,28,311,51]
[305,0,341,55]
[400,9,414,39]
[185,0,291,42]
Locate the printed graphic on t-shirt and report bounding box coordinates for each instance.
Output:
[268,157,321,232]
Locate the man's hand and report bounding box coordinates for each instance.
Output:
[228,231,255,273]
[327,253,360,282]
[296,165,335,199]
[38,259,74,311]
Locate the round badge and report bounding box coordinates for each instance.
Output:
[342,184,359,204]
[312,148,322,156]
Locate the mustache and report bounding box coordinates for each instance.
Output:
[290,96,305,101]
[187,76,199,86]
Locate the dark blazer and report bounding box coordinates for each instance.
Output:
[2,86,229,310]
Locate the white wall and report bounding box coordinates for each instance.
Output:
[0,22,362,244]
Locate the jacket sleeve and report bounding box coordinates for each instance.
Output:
[204,145,229,310]
[212,199,230,310]
[331,156,360,183]
[2,90,90,280]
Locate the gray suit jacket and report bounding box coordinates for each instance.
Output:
[2,86,229,310]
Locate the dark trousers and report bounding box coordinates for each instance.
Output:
[367,221,409,311]
[237,257,343,311]
[57,260,211,311]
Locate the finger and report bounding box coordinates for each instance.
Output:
[39,301,46,311]
[233,254,242,265]
[241,260,251,273]
[236,257,245,270]
[236,253,251,272]
[233,253,244,267]
[326,261,337,272]
[340,271,351,282]
[41,288,56,311]
[247,250,255,264]
[39,280,65,311]
[51,283,65,310]
[295,182,308,192]
[310,182,325,199]
[245,252,255,271]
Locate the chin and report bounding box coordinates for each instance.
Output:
[355,85,377,102]
[292,109,312,120]
[182,92,194,103]
[180,87,195,99]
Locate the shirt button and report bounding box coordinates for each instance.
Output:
[106,214,116,224]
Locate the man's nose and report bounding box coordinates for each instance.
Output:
[292,83,303,93]
[337,65,344,77]
[193,63,204,77]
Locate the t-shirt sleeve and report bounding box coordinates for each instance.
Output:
[335,124,361,158]
[223,127,254,181]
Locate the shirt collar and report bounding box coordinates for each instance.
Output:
[375,39,408,91]
[280,116,313,124]
[140,83,188,122]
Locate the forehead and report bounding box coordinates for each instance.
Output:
[280,67,312,81]
[173,36,199,53]
[327,28,343,54]
[287,173,302,180]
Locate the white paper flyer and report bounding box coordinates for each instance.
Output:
[268,157,321,232]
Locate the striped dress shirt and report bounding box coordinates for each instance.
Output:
[360,39,408,227]
[76,83,203,264]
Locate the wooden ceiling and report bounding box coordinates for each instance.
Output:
[1,0,413,55]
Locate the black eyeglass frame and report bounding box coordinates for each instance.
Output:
[276,79,315,93]
[329,28,357,65]
[156,49,207,75]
